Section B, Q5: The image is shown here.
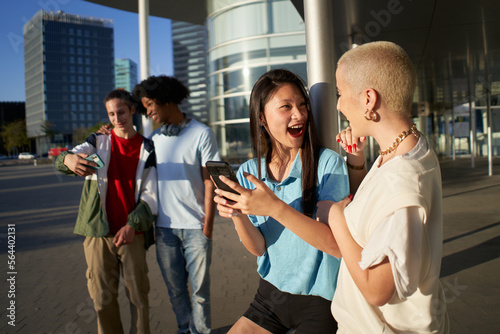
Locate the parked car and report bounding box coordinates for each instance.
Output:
[0,154,7,160]
[48,147,68,158]
[18,152,36,159]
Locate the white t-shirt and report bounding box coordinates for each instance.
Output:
[333,136,449,333]
[151,119,220,229]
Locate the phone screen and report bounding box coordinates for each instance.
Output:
[206,161,239,195]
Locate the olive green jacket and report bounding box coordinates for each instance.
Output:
[54,133,158,249]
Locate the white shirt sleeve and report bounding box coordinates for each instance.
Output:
[358,206,424,300]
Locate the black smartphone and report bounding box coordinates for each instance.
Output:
[206,161,240,195]
[85,153,105,170]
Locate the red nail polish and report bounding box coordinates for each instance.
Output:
[337,138,340,143]
[348,145,352,153]
[348,194,353,200]
[353,144,357,152]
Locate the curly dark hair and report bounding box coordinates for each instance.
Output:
[132,75,190,115]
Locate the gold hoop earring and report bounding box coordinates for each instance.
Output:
[364,109,376,121]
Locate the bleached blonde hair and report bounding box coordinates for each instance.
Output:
[337,41,416,118]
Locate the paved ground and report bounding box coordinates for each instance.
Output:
[0,156,499,333]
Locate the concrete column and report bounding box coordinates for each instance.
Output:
[139,0,153,137]
[304,0,339,152]
[446,110,453,159]
[466,37,475,167]
[447,53,455,160]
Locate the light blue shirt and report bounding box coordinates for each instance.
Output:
[151,119,220,229]
[237,148,349,300]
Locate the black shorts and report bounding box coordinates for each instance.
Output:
[243,279,338,334]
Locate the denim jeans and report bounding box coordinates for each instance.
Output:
[155,227,212,334]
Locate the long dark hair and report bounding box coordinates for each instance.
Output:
[249,69,320,217]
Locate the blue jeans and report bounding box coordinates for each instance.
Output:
[155,227,212,334]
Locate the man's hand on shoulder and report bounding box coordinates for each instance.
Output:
[64,153,98,177]
[97,124,112,135]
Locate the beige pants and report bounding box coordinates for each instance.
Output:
[83,235,150,334]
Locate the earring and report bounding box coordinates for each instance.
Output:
[364,109,376,121]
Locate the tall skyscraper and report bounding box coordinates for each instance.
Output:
[115,58,138,92]
[115,58,141,130]
[24,10,114,153]
[172,20,209,123]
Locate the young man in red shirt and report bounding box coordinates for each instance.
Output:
[55,89,158,334]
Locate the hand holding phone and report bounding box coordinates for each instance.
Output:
[85,153,105,170]
[206,161,240,195]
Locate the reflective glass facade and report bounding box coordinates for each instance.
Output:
[172,21,209,123]
[207,0,307,160]
[115,58,138,92]
[115,58,140,130]
[24,10,114,151]
[414,55,500,158]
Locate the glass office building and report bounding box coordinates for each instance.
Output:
[24,10,114,153]
[172,21,209,123]
[115,58,138,92]
[115,58,141,130]
[206,0,307,160]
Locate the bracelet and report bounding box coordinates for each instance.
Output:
[346,160,365,170]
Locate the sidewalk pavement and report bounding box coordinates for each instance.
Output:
[1,156,499,333]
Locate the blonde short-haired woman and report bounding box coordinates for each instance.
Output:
[317,41,450,333]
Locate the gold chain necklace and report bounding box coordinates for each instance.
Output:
[379,124,420,157]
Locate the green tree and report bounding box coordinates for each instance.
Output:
[72,122,108,144]
[1,119,29,155]
[41,121,58,138]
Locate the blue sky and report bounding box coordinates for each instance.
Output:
[0,0,174,102]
